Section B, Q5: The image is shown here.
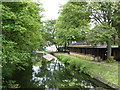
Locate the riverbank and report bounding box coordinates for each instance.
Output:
[55,53,119,89]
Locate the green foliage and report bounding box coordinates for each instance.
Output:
[55,2,91,46]
[2,2,45,88]
[2,2,44,52]
[55,53,118,85]
[87,2,119,45]
[111,2,120,38]
[55,54,89,73]
[87,22,117,44]
[106,56,116,63]
[86,2,119,59]
[2,80,16,88]
[43,20,57,45]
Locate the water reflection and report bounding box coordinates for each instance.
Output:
[13,57,113,89]
[31,59,93,89]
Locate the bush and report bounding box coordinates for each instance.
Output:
[94,56,103,62]
[106,56,116,63]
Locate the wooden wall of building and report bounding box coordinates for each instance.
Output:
[67,46,120,60]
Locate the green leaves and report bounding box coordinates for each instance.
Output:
[42,20,57,46]
[2,2,45,84]
[2,4,16,20]
[87,22,117,44]
[56,2,90,46]
[2,2,44,52]
[87,2,119,45]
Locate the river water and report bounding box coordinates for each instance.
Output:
[13,57,114,89]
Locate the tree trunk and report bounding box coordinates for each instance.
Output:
[106,41,112,59]
[67,41,71,46]
[64,42,67,49]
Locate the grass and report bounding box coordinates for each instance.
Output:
[70,53,119,66]
[70,52,94,62]
[55,53,118,85]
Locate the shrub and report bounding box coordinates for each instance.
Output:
[106,56,116,63]
[94,56,103,62]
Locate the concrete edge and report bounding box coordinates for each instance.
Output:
[87,71,120,89]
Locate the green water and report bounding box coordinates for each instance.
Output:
[13,57,114,89]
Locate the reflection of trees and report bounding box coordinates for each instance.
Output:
[33,60,59,88]
[13,62,38,88]
[33,59,92,88]
[13,59,93,88]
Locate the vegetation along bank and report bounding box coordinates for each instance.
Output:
[55,53,120,89]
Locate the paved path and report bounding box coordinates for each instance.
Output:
[43,53,57,61]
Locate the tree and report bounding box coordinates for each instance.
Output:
[2,2,44,52]
[55,2,91,48]
[87,2,119,59]
[2,2,44,87]
[43,20,57,46]
[111,2,120,43]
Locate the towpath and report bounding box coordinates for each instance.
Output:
[61,53,117,67]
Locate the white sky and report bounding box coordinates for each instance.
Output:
[40,0,68,20]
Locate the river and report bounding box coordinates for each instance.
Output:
[13,55,115,89]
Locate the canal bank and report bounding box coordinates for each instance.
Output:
[12,54,96,89]
[54,53,120,89]
[10,52,119,89]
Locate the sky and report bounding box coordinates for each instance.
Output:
[38,0,95,28]
[40,0,68,20]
